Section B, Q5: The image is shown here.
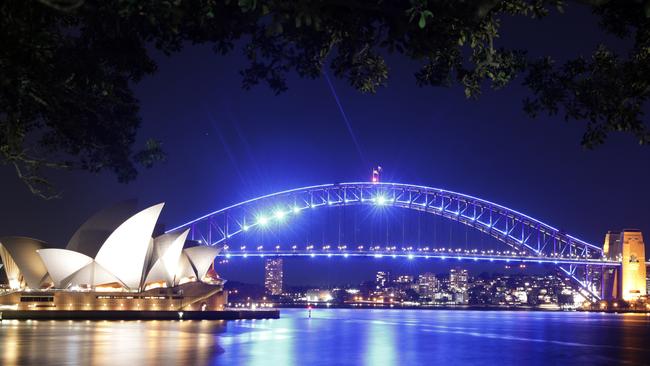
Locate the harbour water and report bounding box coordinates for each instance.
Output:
[1,309,649,365]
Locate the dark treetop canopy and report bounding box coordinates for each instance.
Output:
[1,0,649,198]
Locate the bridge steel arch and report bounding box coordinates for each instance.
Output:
[168,182,606,300]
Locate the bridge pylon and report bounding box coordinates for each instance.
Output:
[602,230,647,302]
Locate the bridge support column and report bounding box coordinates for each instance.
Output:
[602,230,647,302]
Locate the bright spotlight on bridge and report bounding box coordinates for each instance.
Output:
[257,216,269,226]
[292,206,300,214]
[273,210,286,221]
[375,195,387,205]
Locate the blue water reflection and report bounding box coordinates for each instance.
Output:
[214,309,650,366]
[1,310,650,365]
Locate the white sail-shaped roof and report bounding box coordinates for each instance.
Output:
[184,246,220,280]
[0,237,48,289]
[144,229,190,286]
[95,203,164,289]
[37,249,93,288]
[144,261,168,287]
[174,252,197,285]
[0,243,21,288]
[66,200,138,258]
[61,261,125,288]
[0,202,225,292]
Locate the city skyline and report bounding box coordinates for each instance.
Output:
[227,265,600,310]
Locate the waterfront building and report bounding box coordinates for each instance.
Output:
[304,289,333,302]
[264,258,283,295]
[450,268,468,291]
[434,291,453,304]
[376,271,390,289]
[417,272,439,298]
[448,268,469,304]
[0,202,226,311]
[514,290,528,303]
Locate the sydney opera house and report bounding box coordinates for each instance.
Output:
[0,202,226,312]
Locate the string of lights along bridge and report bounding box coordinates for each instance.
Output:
[168,172,648,304]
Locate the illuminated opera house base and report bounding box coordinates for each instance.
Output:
[0,281,226,313]
[0,202,280,320]
[0,282,277,320]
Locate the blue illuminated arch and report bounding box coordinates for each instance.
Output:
[168,182,601,257]
[168,182,609,300]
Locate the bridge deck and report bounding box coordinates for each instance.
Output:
[220,250,625,266]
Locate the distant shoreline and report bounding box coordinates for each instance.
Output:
[277,303,559,311]
[274,303,650,314]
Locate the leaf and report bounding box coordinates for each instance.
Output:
[238,0,256,12]
[419,13,426,28]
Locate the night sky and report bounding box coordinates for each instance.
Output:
[1,6,648,285]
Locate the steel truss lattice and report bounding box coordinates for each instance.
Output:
[168,182,608,301]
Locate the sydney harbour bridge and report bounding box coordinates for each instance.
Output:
[167,181,648,303]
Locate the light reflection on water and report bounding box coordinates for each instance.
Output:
[1,310,650,365]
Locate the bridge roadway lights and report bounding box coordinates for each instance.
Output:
[217,251,622,266]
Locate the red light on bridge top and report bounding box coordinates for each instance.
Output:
[372,165,382,183]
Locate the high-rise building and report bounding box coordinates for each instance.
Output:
[376,271,390,289]
[449,268,468,291]
[417,272,439,297]
[264,258,283,295]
